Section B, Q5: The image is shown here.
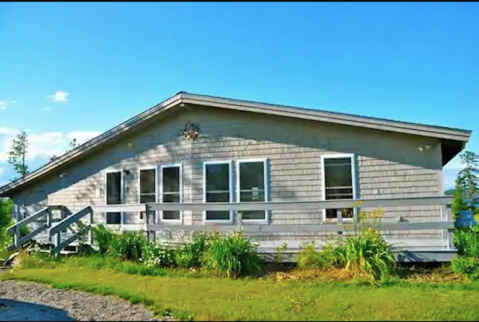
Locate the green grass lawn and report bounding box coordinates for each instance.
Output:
[3,266,479,321]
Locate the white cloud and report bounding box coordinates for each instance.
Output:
[40,106,51,112]
[49,91,69,103]
[0,167,4,177]
[0,128,101,162]
[0,100,16,110]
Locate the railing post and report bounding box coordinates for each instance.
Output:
[46,208,52,242]
[53,232,61,258]
[446,206,454,250]
[88,207,93,245]
[145,204,150,243]
[237,211,242,227]
[337,209,343,241]
[14,225,20,249]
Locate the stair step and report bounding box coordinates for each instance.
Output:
[32,232,83,247]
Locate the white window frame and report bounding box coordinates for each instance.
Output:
[104,169,125,225]
[236,158,269,223]
[320,154,357,222]
[138,166,158,223]
[159,163,183,223]
[203,160,234,223]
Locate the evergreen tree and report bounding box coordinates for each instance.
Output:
[453,151,479,213]
[7,130,29,178]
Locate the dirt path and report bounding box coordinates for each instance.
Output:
[0,280,171,321]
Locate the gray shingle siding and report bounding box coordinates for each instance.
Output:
[11,105,444,245]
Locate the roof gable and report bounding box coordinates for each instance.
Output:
[0,91,471,197]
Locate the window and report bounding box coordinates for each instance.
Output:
[105,170,122,224]
[160,164,182,221]
[139,168,157,221]
[237,159,268,221]
[204,161,233,221]
[322,155,355,220]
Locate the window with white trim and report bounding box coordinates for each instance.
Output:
[161,165,181,221]
[204,161,232,221]
[323,156,355,219]
[237,160,268,220]
[106,171,122,224]
[139,168,157,221]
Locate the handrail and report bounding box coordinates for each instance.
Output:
[91,195,453,213]
[48,206,92,236]
[6,207,52,250]
[6,207,49,236]
[48,206,93,257]
[147,221,455,233]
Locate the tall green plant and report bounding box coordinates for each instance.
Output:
[92,225,116,255]
[202,231,261,277]
[109,231,147,261]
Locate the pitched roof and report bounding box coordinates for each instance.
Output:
[0,91,471,197]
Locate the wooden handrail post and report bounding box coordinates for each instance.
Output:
[145,203,150,243]
[88,207,93,245]
[46,207,52,242]
[14,225,20,249]
[337,209,343,241]
[53,232,61,258]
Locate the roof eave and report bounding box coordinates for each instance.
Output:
[180,94,472,143]
[0,93,184,197]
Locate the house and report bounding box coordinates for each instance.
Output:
[0,92,472,258]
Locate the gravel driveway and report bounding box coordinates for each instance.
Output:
[0,280,170,321]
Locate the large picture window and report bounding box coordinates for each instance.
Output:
[139,167,157,221]
[322,155,356,220]
[204,161,233,221]
[160,164,182,221]
[237,159,268,221]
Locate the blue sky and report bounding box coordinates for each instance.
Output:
[0,2,478,188]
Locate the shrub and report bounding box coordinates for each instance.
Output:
[142,242,175,268]
[109,231,147,262]
[454,225,479,258]
[202,231,261,277]
[174,232,211,268]
[297,242,320,269]
[92,225,116,255]
[175,248,195,268]
[451,257,479,281]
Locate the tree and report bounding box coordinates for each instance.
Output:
[453,150,479,214]
[69,138,78,149]
[7,130,29,178]
[49,138,79,162]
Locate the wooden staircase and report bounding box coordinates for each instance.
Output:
[6,206,93,257]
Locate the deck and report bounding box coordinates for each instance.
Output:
[6,195,456,262]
